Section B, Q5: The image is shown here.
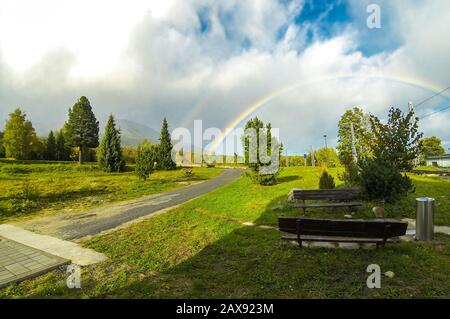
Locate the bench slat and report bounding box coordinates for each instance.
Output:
[282,234,384,243]
[278,217,408,246]
[293,202,363,208]
[290,189,361,201]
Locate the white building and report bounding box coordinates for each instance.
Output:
[425,154,450,167]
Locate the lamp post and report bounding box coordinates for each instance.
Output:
[323,134,328,149]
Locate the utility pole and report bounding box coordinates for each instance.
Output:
[408,101,414,113]
[285,148,289,167]
[310,146,315,167]
[350,122,358,164]
[409,101,420,167]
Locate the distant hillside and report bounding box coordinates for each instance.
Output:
[116,119,159,146]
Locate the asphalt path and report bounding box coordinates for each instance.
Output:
[55,168,244,239]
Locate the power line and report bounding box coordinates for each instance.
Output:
[414,86,450,108]
[419,105,450,119]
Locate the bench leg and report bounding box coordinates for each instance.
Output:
[296,220,303,248]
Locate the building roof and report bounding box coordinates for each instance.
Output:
[426,154,450,160]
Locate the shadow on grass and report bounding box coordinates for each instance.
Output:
[276,175,302,184]
[8,171,450,298]
[79,196,437,299]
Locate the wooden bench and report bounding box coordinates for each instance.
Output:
[288,189,363,212]
[278,217,408,248]
[411,169,450,177]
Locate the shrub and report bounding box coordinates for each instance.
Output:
[135,142,158,180]
[183,167,194,178]
[206,160,216,168]
[16,180,40,201]
[319,170,335,189]
[246,170,279,186]
[359,157,415,203]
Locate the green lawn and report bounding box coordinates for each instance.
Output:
[0,159,221,223]
[1,166,449,298]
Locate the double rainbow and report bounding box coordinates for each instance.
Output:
[205,73,450,153]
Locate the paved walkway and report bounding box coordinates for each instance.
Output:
[0,225,107,266]
[15,168,244,240]
[0,236,70,288]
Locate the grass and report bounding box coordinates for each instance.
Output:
[1,166,449,298]
[0,159,221,223]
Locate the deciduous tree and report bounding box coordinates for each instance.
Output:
[419,136,445,158]
[3,108,38,160]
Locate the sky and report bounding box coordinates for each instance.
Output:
[0,0,449,155]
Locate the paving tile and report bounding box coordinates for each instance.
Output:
[0,236,70,288]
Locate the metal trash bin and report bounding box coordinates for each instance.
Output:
[416,197,435,241]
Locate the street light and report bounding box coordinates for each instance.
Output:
[323,134,328,149]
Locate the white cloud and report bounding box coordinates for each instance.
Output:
[0,0,449,154]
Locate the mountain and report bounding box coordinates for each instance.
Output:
[116,119,159,146]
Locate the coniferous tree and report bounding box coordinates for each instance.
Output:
[64,96,99,164]
[135,140,158,180]
[3,108,38,159]
[46,131,57,160]
[55,130,68,161]
[97,114,125,172]
[157,118,176,170]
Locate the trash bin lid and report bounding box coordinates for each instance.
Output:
[416,197,435,202]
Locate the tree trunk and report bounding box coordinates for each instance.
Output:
[79,146,83,164]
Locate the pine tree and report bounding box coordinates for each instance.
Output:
[3,108,38,159]
[46,131,57,160]
[97,114,125,172]
[55,130,68,161]
[157,118,176,170]
[64,96,99,164]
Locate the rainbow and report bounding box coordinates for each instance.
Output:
[206,73,450,153]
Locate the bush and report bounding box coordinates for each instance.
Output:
[16,180,40,201]
[319,170,335,189]
[246,169,279,186]
[206,160,216,168]
[359,157,414,203]
[183,167,194,178]
[135,142,158,180]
